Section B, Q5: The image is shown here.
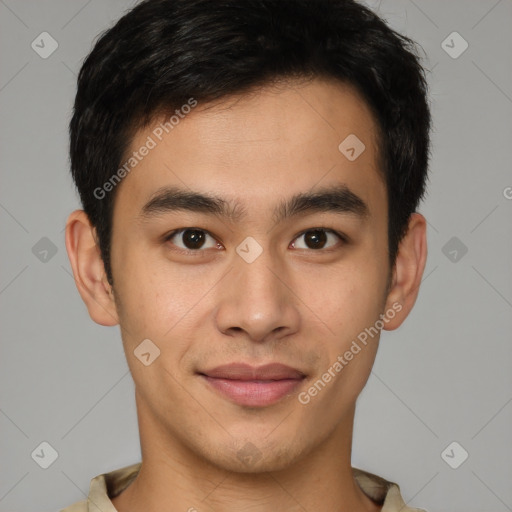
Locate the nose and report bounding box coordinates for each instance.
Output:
[214,243,301,343]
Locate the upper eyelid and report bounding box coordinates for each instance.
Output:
[294,227,343,239]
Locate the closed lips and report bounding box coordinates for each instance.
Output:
[199,362,306,380]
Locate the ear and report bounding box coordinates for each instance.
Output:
[383,212,427,331]
[64,209,119,326]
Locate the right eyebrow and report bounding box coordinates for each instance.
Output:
[139,186,246,223]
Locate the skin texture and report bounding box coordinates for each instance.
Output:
[65,78,427,512]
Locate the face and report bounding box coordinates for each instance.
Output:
[93,78,397,471]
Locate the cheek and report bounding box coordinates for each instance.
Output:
[299,258,385,387]
[305,258,385,336]
[113,246,218,344]
[298,267,384,409]
[111,245,168,338]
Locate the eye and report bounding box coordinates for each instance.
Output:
[164,228,221,252]
[291,228,345,250]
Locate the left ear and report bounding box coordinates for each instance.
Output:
[383,212,428,330]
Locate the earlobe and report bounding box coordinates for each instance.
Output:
[64,209,119,326]
[383,213,428,331]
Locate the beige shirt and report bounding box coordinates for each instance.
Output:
[60,462,427,512]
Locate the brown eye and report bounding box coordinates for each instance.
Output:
[304,230,327,249]
[292,229,343,250]
[181,229,206,249]
[166,229,219,251]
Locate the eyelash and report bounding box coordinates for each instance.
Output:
[162,227,348,255]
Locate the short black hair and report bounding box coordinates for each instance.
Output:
[69,0,432,287]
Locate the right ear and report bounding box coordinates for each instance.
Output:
[64,209,119,326]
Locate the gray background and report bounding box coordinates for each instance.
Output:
[1,1,511,511]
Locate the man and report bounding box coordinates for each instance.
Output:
[63,0,431,510]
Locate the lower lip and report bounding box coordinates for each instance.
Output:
[200,375,304,407]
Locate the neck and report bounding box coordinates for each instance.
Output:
[112,391,380,512]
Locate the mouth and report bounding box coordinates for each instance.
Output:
[197,362,307,407]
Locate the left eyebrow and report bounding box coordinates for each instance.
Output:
[271,185,370,224]
[139,184,370,224]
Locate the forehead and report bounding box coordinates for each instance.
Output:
[113,78,385,221]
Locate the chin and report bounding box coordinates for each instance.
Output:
[198,436,306,474]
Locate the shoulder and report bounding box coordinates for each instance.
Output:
[352,467,428,512]
[58,462,141,512]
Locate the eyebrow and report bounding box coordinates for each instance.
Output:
[139,184,370,224]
